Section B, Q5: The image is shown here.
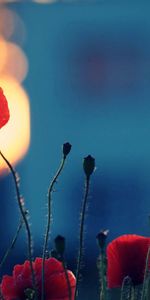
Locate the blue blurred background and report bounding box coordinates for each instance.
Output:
[0,1,150,299]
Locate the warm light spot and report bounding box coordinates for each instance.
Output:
[0,8,26,43]
[0,37,7,73]
[0,77,30,173]
[32,0,57,3]
[0,42,28,83]
[0,0,20,3]
[0,8,15,39]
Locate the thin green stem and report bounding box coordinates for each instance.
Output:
[0,218,23,272]
[0,151,37,299]
[41,156,66,300]
[99,252,107,300]
[75,176,90,300]
[120,276,132,300]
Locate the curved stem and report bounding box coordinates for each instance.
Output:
[0,151,37,298]
[41,156,66,300]
[0,218,23,272]
[121,276,132,300]
[75,176,90,299]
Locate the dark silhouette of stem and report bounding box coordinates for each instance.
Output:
[0,151,37,299]
[41,156,66,300]
[120,276,132,300]
[97,252,107,300]
[0,218,23,272]
[75,176,90,299]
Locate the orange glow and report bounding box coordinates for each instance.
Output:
[32,0,57,3]
[0,77,30,173]
[0,37,7,73]
[0,42,28,83]
[0,8,15,39]
[0,0,20,3]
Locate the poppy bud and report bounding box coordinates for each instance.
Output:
[96,229,109,250]
[63,142,72,158]
[54,235,65,257]
[83,155,95,178]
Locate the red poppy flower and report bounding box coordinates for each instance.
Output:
[1,257,76,300]
[0,87,10,129]
[107,234,150,288]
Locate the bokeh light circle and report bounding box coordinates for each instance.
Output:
[0,42,28,83]
[0,76,30,173]
[32,0,57,4]
[0,37,7,73]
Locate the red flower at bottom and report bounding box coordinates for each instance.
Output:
[107,234,150,288]
[1,257,76,300]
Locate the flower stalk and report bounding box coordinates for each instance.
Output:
[75,155,95,299]
[0,217,24,272]
[54,235,72,300]
[41,143,72,300]
[120,276,132,300]
[62,260,72,300]
[96,230,108,300]
[0,151,37,299]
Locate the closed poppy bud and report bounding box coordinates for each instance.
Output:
[63,142,72,158]
[83,155,95,178]
[54,235,65,257]
[96,229,109,251]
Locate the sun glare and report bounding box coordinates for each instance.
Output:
[0,77,30,173]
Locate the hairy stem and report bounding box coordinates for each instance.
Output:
[41,156,66,300]
[75,176,90,299]
[120,276,132,300]
[0,218,23,272]
[99,253,107,300]
[0,151,37,299]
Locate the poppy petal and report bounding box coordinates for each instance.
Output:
[0,87,10,129]
[107,234,150,288]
